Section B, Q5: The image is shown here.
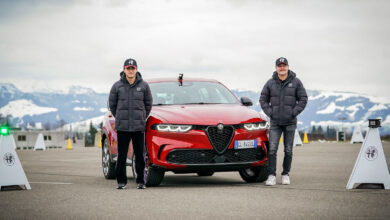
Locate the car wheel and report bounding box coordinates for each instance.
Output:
[197,171,215,176]
[102,138,116,179]
[132,151,165,187]
[239,165,269,183]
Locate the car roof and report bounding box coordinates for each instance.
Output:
[145,77,220,84]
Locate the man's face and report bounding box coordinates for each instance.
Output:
[124,66,137,79]
[276,63,289,76]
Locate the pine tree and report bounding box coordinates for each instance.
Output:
[326,126,330,138]
[311,125,317,134]
[89,121,97,137]
[85,121,98,146]
[318,126,324,135]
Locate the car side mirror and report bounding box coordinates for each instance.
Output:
[240,97,253,106]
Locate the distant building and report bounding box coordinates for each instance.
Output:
[11,130,67,149]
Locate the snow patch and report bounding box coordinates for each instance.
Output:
[308,90,390,105]
[335,93,362,102]
[13,82,69,94]
[73,107,93,111]
[368,104,388,112]
[310,120,366,130]
[35,122,43,129]
[366,96,390,105]
[0,83,21,98]
[68,86,95,95]
[56,115,104,132]
[0,99,58,118]
[317,102,344,114]
[308,91,358,101]
[27,122,43,130]
[234,88,260,93]
[383,115,390,124]
[346,103,364,120]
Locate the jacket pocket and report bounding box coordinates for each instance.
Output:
[292,107,299,117]
[286,106,294,120]
[271,106,279,121]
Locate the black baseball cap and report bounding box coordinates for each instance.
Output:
[275,57,288,66]
[124,58,137,69]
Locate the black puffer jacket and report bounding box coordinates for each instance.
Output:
[259,70,307,125]
[109,72,153,132]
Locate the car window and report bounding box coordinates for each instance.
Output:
[150,81,239,105]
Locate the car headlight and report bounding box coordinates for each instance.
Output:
[156,124,192,133]
[243,122,269,131]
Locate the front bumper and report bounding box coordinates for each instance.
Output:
[166,148,266,164]
[151,160,267,173]
[146,127,269,171]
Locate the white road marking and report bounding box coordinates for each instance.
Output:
[29,182,73,185]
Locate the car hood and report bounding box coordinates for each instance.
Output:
[150,104,263,125]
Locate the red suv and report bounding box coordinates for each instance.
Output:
[101,77,269,186]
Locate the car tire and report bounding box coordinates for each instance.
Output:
[146,167,165,187]
[197,171,215,176]
[102,138,116,179]
[239,165,269,183]
[132,152,165,187]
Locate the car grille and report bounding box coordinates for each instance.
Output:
[166,148,265,164]
[205,125,234,154]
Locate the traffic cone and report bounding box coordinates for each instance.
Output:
[67,138,73,150]
[303,132,309,144]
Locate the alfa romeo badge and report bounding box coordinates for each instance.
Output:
[3,152,15,166]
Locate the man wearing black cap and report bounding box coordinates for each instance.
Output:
[259,57,307,186]
[109,58,153,189]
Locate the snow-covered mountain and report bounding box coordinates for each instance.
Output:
[234,89,390,134]
[1,83,390,134]
[0,83,107,130]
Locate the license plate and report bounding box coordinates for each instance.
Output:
[234,140,257,149]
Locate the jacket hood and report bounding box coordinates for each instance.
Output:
[120,71,143,86]
[272,70,296,82]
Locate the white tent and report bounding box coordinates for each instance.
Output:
[293,129,302,146]
[10,134,16,149]
[34,133,46,151]
[351,125,364,144]
[347,123,390,189]
[0,135,31,190]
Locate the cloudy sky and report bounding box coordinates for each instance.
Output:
[0,0,389,97]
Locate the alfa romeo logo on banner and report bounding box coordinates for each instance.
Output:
[365,146,378,161]
[3,152,16,166]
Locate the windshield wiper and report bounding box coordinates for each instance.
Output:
[153,103,225,105]
[182,102,219,105]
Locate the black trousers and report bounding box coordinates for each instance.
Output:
[116,131,146,184]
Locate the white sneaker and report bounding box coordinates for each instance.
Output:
[265,175,276,186]
[282,175,290,185]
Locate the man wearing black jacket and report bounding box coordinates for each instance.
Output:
[109,58,152,189]
[260,57,307,186]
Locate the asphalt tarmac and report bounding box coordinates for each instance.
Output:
[1,142,390,220]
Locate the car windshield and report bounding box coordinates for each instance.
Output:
[149,81,239,105]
